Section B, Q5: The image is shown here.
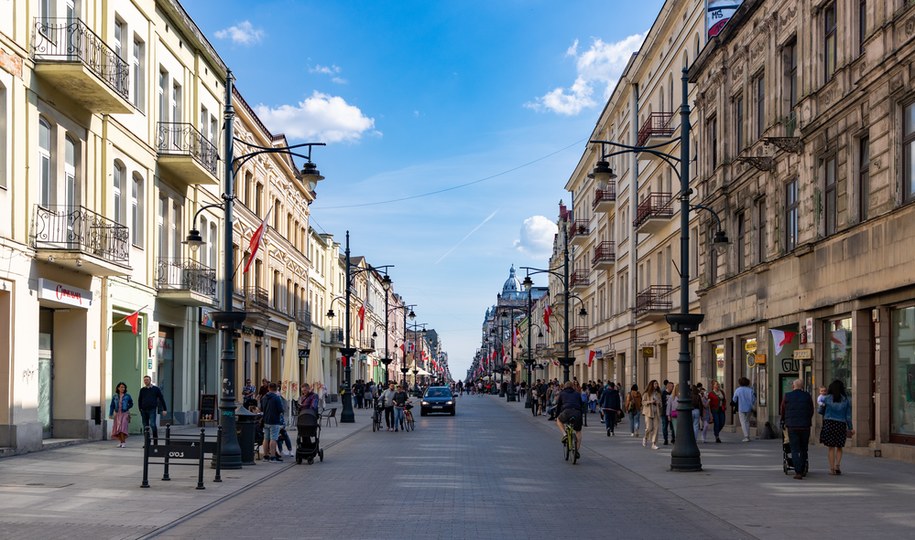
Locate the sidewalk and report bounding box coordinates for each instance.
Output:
[0,405,373,539]
[493,394,915,538]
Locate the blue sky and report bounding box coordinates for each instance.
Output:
[184,0,665,378]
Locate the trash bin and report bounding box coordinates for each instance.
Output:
[235,405,258,466]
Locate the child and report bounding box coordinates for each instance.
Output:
[817,386,828,408]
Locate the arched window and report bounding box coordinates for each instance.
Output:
[113,160,126,225]
[38,118,52,207]
[64,136,77,207]
[131,172,144,247]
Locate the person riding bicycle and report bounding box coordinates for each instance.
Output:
[555,381,584,459]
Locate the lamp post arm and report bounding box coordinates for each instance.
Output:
[600,148,682,180]
[690,203,724,231]
[190,202,228,230]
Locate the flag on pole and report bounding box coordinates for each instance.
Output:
[543,305,552,333]
[587,349,596,367]
[358,304,366,331]
[512,326,521,347]
[770,329,797,355]
[125,310,140,334]
[243,207,273,274]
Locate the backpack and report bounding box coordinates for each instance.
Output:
[627,391,642,412]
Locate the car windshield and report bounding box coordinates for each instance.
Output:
[425,388,451,398]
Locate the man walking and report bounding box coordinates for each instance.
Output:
[381,382,397,431]
[598,381,622,436]
[732,377,756,442]
[138,375,167,444]
[260,382,284,462]
[780,379,813,479]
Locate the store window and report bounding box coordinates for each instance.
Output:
[892,306,915,442]
[825,317,852,396]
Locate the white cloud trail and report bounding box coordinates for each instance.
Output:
[434,210,500,265]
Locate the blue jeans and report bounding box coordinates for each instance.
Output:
[787,428,810,475]
[628,411,640,434]
[692,409,701,440]
[140,409,159,439]
[394,406,405,430]
[660,414,672,442]
[712,410,726,438]
[603,409,617,433]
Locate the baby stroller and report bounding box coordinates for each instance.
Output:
[780,422,806,475]
[295,408,324,465]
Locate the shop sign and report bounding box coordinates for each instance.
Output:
[744,339,757,353]
[793,348,813,360]
[642,347,654,358]
[199,307,216,328]
[37,278,93,308]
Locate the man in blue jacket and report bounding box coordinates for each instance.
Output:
[780,379,813,479]
[260,382,284,462]
[138,375,167,444]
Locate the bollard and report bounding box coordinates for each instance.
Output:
[162,424,171,481]
[141,427,151,488]
[196,429,205,490]
[214,426,223,482]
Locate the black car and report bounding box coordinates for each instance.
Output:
[421,386,456,416]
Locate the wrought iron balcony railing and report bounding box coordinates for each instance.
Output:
[592,241,616,267]
[634,192,674,228]
[570,270,590,289]
[31,204,129,264]
[32,18,129,100]
[570,327,589,344]
[635,285,673,316]
[296,308,312,330]
[245,286,269,311]
[328,327,345,343]
[568,219,590,239]
[156,257,217,296]
[637,112,675,146]
[157,122,219,176]
[592,185,617,209]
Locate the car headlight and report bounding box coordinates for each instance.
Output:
[421,401,429,406]
[446,401,453,405]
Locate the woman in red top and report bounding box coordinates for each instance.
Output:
[708,380,727,443]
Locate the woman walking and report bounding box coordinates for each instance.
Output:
[666,383,679,444]
[642,380,662,449]
[709,380,727,443]
[624,384,642,437]
[108,382,133,448]
[819,379,854,475]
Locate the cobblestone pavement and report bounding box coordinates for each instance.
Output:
[152,395,750,540]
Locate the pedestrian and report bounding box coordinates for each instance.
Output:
[277,426,293,457]
[819,379,854,475]
[642,380,661,449]
[354,380,365,409]
[598,381,621,436]
[660,381,673,445]
[588,383,598,413]
[393,384,409,432]
[666,383,678,444]
[138,375,167,444]
[732,377,756,442]
[242,378,257,408]
[780,378,813,479]
[260,382,284,462]
[690,384,705,441]
[624,384,642,437]
[697,383,711,443]
[708,380,727,443]
[108,381,133,448]
[256,378,270,401]
[381,382,396,431]
[365,380,375,408]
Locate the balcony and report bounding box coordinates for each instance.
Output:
[31,18,131,113]
[592,241,616,270]
[157,123,219,186]
[570,270,590,292]
[295,309,312,337]
[592,184,616,212]
[634,192,674,235]
[244,286,269,312]
[570,326,589,345]
[636,112,675,147]
[326,327,345,346]
[568,219,590,247]
[635,285,673,321]
[155,258,217,307]
[31,205,131,276]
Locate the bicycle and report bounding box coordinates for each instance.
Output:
[403,403,416,432]
[562,421,579,464]
[372,402,383,432]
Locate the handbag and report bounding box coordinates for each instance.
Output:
[671,409,678,418]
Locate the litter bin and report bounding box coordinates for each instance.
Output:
[235,405,259,466]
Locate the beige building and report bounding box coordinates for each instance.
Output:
[560,0,707,391]
[690,0,915,460]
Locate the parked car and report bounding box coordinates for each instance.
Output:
[421,386,455,416]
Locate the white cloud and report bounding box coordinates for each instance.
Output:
[513,215,557,258]
[309,64,348,85]
[214,21,264,46]
[254,92,377,143]
[525,33,646,116]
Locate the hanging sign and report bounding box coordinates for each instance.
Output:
[36,278,93,309]
[707,1,744,38]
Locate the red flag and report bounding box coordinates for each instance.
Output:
[543,305,552,333]
[243,207,273,274]
[512,326,521,347]
[588,350,596,367]
[358,305,365,331]
[125,311,140,334]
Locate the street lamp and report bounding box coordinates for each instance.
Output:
[187,70,325,469]
[498,303,525,402]
[587,68,728,472]
[387,301,416,387]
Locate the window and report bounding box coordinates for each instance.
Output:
[708,115,718,169]
[113,18,125,59]
[113,160,125,225]
[754,73,765,139]
[736,211,746,273]
[171,200,180,258]
[39,119,52,207]
[210,115,218,147]
[784,39,798,111]
[64,136,76,207]
[891,306,915,442]
[824,2,837,81]
[689,226,698,277]
[826,317,852,397]
[785,179,798,251]
[200,106,208,138]
[0,82,7,189]
[131,172,143,247]
[824,156,837,235]
[157,195,167,258]
[171,81,182,122]
[255,183,264,216]
[735,95,744,152]
[858,0,867,56]
[905,102,915,201]
[209,221,218,273]
[131,37,144,111]
[757,197,767,263]
[858,137,869,221]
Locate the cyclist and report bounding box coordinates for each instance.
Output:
[555,381,584,459]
